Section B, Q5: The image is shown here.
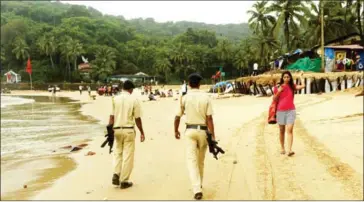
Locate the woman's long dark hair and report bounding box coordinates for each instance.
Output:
[279,71,295,95]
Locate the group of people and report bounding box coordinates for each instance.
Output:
[97,85,120,96]
[107,71,302,200]
[78,85,92,96]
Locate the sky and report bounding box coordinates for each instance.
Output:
[61,1,257,24]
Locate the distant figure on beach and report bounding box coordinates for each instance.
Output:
[108,86,112,96]
[273,71,305,157]
[252,63,258,76]
[87,86,91,96]
[181,80,188,96]
[148,92,156,101]
[174,73,216,200]
[79,85,83,95]
[109,80,145,189]
[168,89,173,97]
[52,86,56,96]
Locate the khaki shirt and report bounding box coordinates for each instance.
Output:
[111,91,142,127]
[176,89,213,125]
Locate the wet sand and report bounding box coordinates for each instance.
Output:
[7,88,364,200]
[0,94,102,200]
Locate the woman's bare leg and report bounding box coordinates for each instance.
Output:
[279,125,286,154]
[286,124,294,156]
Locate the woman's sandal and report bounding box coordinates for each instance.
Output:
[280,151,286,155]
[287,151,295,157]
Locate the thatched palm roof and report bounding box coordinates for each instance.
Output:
[234,71,363,85]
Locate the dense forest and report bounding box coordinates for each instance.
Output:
[0,0,363,84]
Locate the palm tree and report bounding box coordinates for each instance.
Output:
[69,40,83,72]
[91,46,116,81]
[216,39,232,63]
[269,0,311,51]
[37,35,57,69]
[1,46,6,65]
[304,1,358,47]
[234,39,257,75]
[59,36,73,81]
[352,0,363,45]
[247,1,276,34]
[12,37,29,61]
[170,42,194,76]
[154,58,172,81]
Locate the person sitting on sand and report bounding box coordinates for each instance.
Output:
[273,71,305,157]
[160,91,166,98]
[148,92,156,101]
[168,89,173,97]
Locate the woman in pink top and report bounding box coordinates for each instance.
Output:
[273,71,305,156]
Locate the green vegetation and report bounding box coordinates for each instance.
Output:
[1,1,363,84]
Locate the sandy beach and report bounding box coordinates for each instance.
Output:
[5,87,363,200]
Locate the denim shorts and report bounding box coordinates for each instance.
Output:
[276,110,296,125]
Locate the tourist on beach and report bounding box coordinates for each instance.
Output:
[109,80,145,189]
[168,89,173,97]
[181,80,188,96]
[79,85,83,95]
[148,92,156,101]
[52,85,56,96]
[87,85,91,96]
[273,71,305,157]
[108,85,112,96]
[174,73,216,200]
[252,63,258,76]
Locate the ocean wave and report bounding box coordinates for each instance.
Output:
[1,96,35,108]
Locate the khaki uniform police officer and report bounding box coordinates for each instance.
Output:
[174,73,216,200]
[109,80,145,189]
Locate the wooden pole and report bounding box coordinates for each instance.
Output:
[321,1,325,72]
[29,73,33,90]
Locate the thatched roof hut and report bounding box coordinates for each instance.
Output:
[234,71,363,86]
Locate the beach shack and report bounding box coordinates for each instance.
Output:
[311,32,362,54]
[107,72,158,86]
[78,63,92,73]
[3,70,21,83]
[324,44,364,72]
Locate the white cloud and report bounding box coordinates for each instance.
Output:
[61,1,256,24]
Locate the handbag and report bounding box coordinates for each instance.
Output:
[267,85,279,124]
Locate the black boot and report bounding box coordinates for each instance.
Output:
[194,192,203,200]
[112,174,120,186]
[120,182,133,189]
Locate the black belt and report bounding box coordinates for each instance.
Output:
[113,126,134,129]
[186,125,208,130]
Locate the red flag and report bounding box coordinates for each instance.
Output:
[26,58,32,74]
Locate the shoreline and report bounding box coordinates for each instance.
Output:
[0,92,102,200]
[4,89,363,200]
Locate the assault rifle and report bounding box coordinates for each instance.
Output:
[101,124,114,154]
[206,131,225,160]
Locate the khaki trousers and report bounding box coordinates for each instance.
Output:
[113,128,136,183]
[184,128,208,194]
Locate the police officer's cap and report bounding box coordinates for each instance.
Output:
[123,80,135,90]
[188,73,203,83]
